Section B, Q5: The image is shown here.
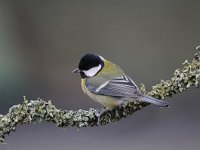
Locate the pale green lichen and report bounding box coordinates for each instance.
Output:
[148,50,200,99]
[0,49,199,143]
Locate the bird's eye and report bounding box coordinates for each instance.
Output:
[80,71,87,78]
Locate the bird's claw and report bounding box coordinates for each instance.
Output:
[94,108,110,125]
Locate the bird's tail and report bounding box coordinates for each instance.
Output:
[139,95,169,107]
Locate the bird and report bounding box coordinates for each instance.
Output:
[72,53,169,109]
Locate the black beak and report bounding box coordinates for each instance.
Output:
[72,68,80,73]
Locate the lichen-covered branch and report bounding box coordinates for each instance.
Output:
[0,49,199,143]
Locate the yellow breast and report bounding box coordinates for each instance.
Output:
[81,79,120,108]
[81,79,86,94]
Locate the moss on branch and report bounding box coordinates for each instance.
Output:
[0,49,199,143]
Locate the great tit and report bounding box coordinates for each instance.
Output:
[72,53,169,109]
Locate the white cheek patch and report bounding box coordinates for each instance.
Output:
[83,64,102,77]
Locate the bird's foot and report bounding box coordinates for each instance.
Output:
[94,108,111,125]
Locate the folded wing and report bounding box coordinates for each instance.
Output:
[86,75,140,98]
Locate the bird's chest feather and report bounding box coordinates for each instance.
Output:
[81,79,86,94]
[81,79,120,108]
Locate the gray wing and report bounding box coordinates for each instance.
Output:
[86,75,141,98]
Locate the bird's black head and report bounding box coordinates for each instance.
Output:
[79,53,103,71]
[73,53,104,78]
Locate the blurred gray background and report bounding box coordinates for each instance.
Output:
[0,0,200,150]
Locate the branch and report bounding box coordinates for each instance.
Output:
[0,48,199,143]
